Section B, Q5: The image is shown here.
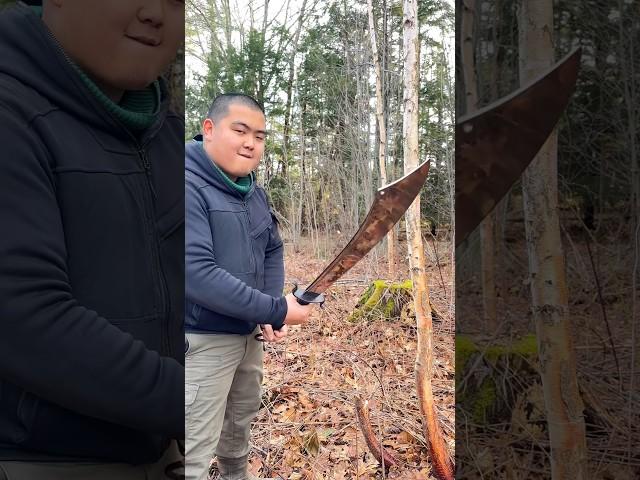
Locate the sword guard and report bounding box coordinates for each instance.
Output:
[292,284,325,307]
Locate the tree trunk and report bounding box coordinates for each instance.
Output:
[402,0,453,478]
[460,0,497,330]
[282,0,308,179]
[518,2,588,478]
[460,0,478,114]
[257,0,270,105]
[367,0,396,278]
[221,0,233,52]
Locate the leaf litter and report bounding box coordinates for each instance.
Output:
[210,241,456,480]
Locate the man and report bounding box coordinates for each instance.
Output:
[0,1,185,478]
[185,93,313,480]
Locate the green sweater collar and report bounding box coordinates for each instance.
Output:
[73,67,161,132]
[199,142,254,195]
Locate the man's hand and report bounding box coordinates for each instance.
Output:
[283,293,314,325]
[259,324,289,342]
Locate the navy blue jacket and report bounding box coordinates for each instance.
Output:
[185,140,287,335]
[0,4,184,463]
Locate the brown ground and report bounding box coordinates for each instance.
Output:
[456,216,640,479]
[212,236,455,479]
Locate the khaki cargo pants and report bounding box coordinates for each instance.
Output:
[0,440,184,480]
[184,328,264,480]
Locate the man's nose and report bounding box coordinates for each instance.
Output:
[138,0,165,27]
[243,136,255,149]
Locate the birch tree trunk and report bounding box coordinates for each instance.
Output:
[460,0,497,330]
[518,2,588,478]
[403,0,452,478]
[367,0,396,278]
[257,0,269,105]
[460,0,478,114]
[281,0,308,178]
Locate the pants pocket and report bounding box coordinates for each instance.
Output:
[185,383,199,419]
[0,382,39,445]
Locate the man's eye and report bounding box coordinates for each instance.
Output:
[256,136,265,141]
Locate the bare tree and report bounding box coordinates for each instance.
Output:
[460,0,497,330]
[281,0,308,178]
[518,1,588,477]
[367,0,396,278]
[403,0,453,478]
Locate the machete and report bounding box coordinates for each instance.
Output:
[293,160,430,305]
[455,47,581,247]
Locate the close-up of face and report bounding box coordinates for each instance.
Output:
[203,103,267,181]
[42,0,184,100]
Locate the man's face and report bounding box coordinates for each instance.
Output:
[203,104,267,181]
[43,0,184,98]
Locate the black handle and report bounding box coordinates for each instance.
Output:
[292,284,325,307]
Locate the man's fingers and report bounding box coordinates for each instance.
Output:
[260,324,276,342]
[273,324,289,340]
[259,324,288,342]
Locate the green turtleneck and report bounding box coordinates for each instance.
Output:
[32,5,160,132]
[73,67,161,132]
[199,142,254,196]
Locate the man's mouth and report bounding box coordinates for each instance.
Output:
[126,34,161,47]
[238,153,253,159]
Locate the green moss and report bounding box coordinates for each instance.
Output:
[364,280,387,307]
[348,280,413,322]
[512,334,538,356]
[472,378,497,424]
[383,298,395,317]
[391,279,413,291]
[455,335,477,375]
[483,334,538,364]
[484,345,504,363]
[457,334,538,425]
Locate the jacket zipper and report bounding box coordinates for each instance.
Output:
[243,200,257,274]
[138,146,170,357]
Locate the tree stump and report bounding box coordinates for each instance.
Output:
[348,280,445,324]
[347,280,414,323]
[456,335,538,424]
[457,335,609,441]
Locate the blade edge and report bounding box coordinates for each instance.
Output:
[455,48,581,247]
[305,161,430,294]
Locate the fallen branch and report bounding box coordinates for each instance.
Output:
[354,396,398,471]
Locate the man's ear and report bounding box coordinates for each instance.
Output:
[202,118,215,140]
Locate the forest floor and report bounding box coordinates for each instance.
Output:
[455,217,640,479]
[211,235,455,480]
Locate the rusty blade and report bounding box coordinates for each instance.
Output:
[304,161,430,295]
[455,48,581,247]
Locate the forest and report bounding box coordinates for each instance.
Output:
[4,0,634,477]
[456,0,640,478]
[186,0,456,478]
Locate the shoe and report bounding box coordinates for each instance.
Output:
[216,455,276,480]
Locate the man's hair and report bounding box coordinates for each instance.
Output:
[207,93,265,123]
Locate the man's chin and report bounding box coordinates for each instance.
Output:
[101,70,161,92]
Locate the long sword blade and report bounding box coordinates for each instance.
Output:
[455,48,580,247]
[298,161,430,300]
